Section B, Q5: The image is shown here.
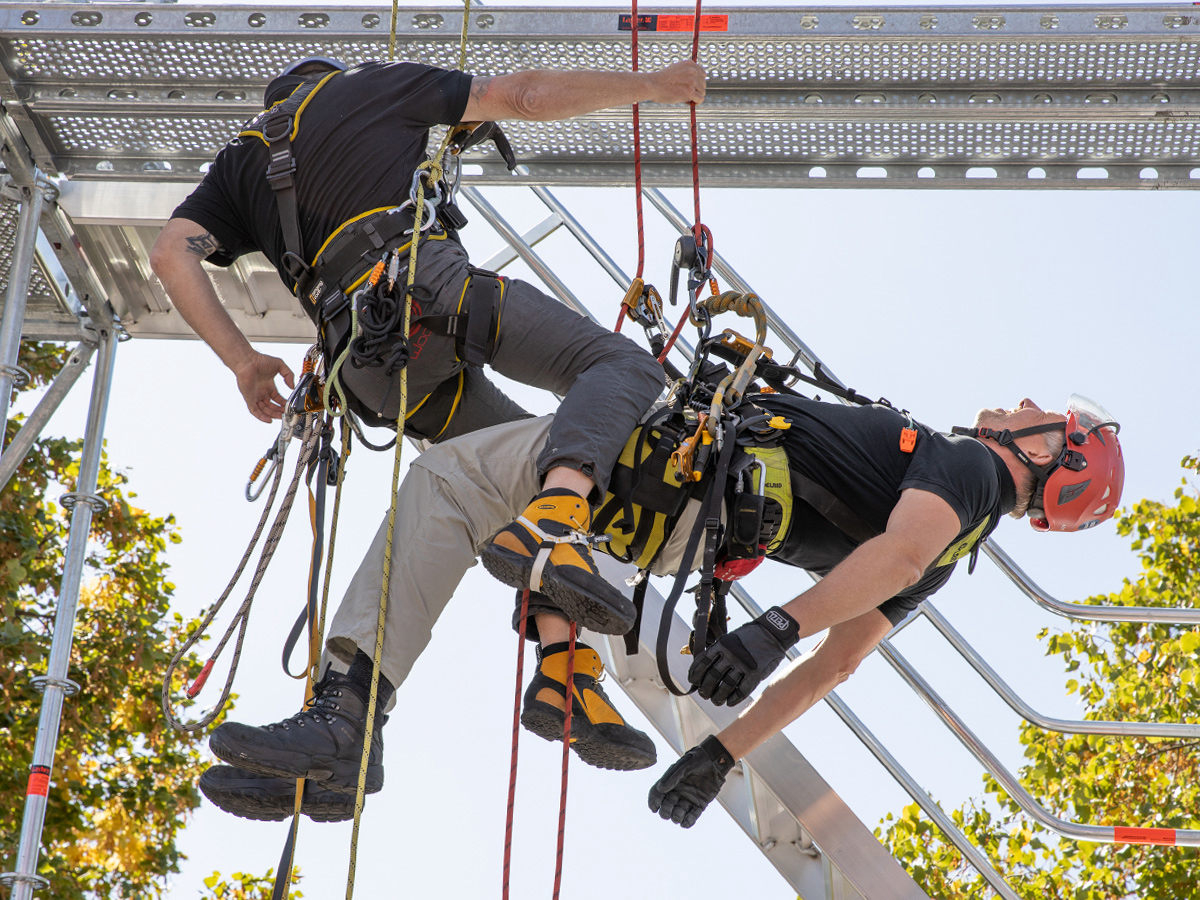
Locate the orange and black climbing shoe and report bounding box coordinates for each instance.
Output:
[521,642,657,771]
[481,488,635,635]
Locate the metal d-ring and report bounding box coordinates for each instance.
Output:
[59,491,109,513]
[0,363,31,388]
[31,675,81,696]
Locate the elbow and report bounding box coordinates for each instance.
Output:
[148,234,174,281]
[831,652,864,685]
[508,81,552,120]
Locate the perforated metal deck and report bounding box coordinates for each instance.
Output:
[2,4,1199,189]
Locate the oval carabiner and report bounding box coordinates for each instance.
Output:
[245,446,280,502]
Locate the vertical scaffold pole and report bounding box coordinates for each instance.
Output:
[0,181,47,453]
[1,322,117,900]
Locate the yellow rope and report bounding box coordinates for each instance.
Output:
[345,7,473,895]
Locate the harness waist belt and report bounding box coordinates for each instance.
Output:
[297,206,421,319]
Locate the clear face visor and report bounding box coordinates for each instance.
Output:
[1067,393,1120,438]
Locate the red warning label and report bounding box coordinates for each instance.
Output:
[619,14,729,32]
[27,765,50,797]
[1114,826,1176,845]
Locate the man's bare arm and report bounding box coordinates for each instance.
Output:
[460,60,705,123]
[779,487,966,638]
[716,609,893,760]
[150,218,294,422]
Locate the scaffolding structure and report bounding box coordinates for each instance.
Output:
[2,6,1198,899]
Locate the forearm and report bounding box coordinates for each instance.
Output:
[716,649,845,760]
[153,252,254,373]
[781,535,923,638]
[503,69,662,120]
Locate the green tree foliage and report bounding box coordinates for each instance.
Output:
[879,457,1200,898]
[0,342,214,898]
[201,868,302,899]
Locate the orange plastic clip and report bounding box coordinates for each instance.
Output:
[367,259,387,288]
[899,427,918,453]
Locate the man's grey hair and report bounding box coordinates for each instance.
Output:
[1011,428,1066,519]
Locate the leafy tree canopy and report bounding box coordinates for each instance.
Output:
[0,341,246,898]
[880,456,1200,899]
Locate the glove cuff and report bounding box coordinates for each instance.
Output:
[699,735,735,776]
[757,606,801,649]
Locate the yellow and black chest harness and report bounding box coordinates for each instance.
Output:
[244,71,518,432]
[597,332,982,695]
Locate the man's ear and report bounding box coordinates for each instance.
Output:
[1019,435,1056,466]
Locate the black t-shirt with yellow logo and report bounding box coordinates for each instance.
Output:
[758,394,1014,625]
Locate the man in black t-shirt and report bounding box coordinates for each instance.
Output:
[151,58,709,806]
[650,393,1125,828]
[198,391,1123,826]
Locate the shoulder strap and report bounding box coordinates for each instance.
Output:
[241,72,340,285]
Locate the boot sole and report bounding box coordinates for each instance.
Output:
[209,729,384,796]
[199,768,355,823]
[480,545,635,635]
[522,699,657,771]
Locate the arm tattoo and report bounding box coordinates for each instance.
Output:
[184,231,222,258]
[469,76,494,104]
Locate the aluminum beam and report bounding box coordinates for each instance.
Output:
[0,179,44,442]
[0,339,94,492]
[592,554,929,900]
[1,5,1197,189]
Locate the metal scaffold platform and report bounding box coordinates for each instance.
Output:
[1,6,1198,900]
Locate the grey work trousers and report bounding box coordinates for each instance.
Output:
[339,237,664,495]
[325,415,705,695]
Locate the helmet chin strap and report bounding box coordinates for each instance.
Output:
[951,422,1066,515]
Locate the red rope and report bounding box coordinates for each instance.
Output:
[617,0,646,334]
[551,623,577,900]
[689,0,704,243]
[501,589,531,900]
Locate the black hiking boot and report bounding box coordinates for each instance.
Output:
[481,488,635,635]
[521,641,657,771]
[199,764,356,823]
[209,669,386,796]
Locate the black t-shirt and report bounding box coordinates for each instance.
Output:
[759,394,1013,625]
[171,61,473,282]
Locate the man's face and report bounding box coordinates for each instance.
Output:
[973,398,1066,434]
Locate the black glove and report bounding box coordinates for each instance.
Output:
[687,606,800,706]
[648,735,734,828]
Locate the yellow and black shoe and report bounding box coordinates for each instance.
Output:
[521,642,657,771]
[481,488,635,635]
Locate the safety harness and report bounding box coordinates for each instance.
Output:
[244,68,518,437]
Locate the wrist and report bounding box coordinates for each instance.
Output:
[699,734,735,774]
[757,606,800,649]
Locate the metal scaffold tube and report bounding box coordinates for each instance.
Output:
[0,341,96,492]
[877,637,1200,847]
[0,181,47,450]
[920,602,1200,739]
[983,541,1200,625]
[2,325,117,900]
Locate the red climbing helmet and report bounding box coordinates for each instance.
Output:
[1028,395,1124,533]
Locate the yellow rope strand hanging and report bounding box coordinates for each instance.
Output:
[345,5,474,897]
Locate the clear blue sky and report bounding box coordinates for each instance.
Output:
[22,2,1200,898]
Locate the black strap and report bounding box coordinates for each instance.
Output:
[461,266,502,367]
[624,577,648,656]
[791,471,880,544]
[255,79,325,284]
[655,419,737,696]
